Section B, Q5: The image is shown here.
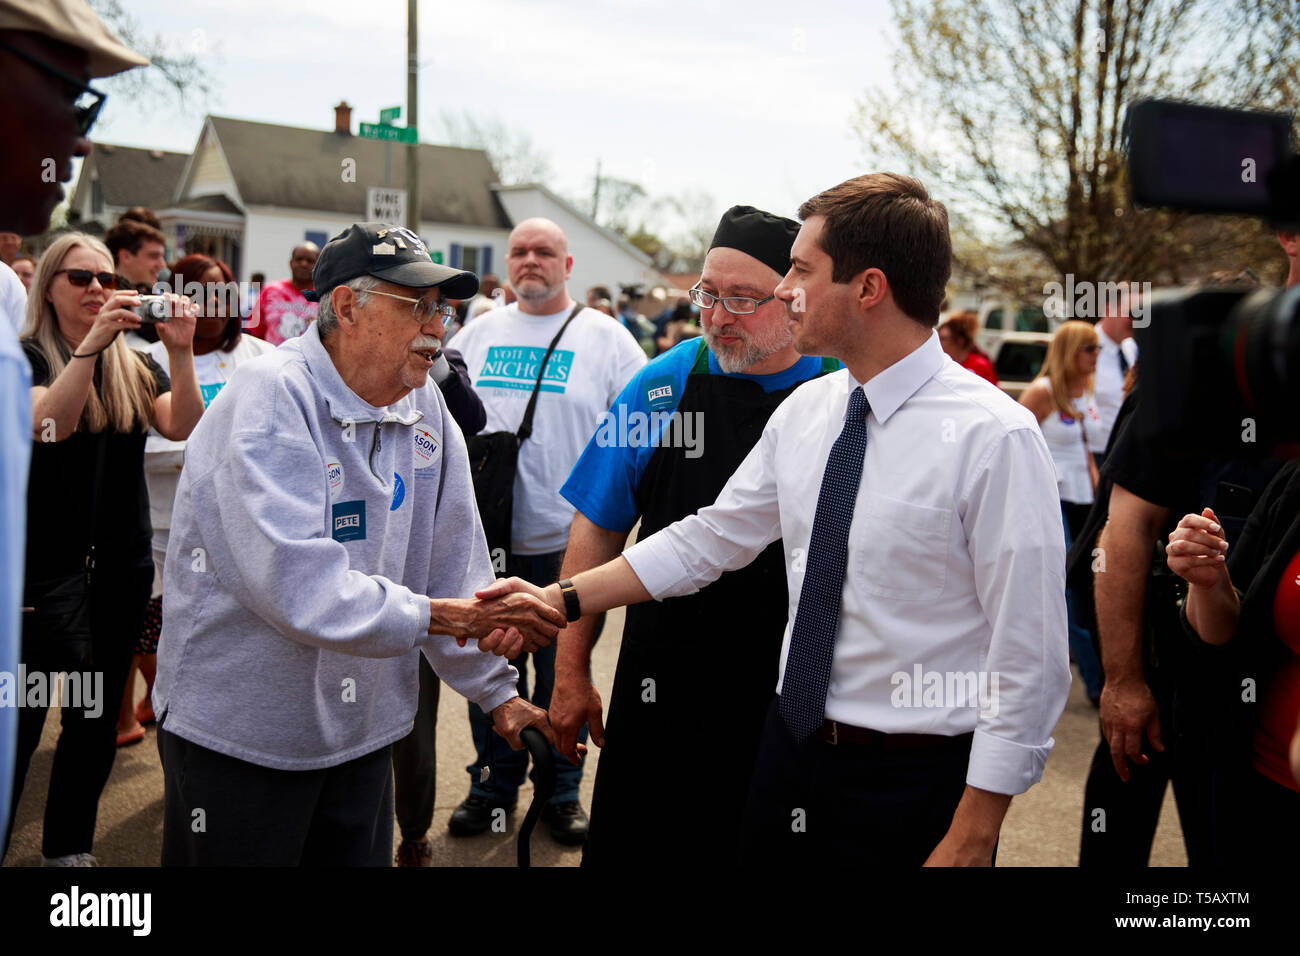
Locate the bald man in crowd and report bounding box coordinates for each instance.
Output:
[249,241,320,344]
[446,218,646,844]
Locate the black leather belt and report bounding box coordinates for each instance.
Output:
[813,720,974,751]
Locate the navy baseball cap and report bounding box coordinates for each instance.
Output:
[304,222,479,302]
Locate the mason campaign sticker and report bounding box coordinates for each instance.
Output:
[413,426,438,469]
[331,500,366,542]
[645,376,676,412]
[326,460,344,500]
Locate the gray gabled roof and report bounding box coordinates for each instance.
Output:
[204,116,511,228]
[79,143,189,209]
[174,194,243,215]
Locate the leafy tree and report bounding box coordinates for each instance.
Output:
[87,0,216,107]
[438,109,554,186]
[856,0,1299,291]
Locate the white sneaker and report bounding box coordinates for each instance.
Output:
[40,852,98,867]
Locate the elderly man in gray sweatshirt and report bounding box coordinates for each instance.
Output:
[154,223,565,866]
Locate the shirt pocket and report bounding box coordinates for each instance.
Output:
[852,493,951,602]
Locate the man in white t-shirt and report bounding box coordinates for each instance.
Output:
[1088,295,1139,463]
[447,217,646,843]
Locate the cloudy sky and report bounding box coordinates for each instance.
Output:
[88,0,899,239]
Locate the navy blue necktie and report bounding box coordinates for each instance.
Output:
[779,386,870,742]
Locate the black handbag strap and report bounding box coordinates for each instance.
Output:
[516,301,583,442]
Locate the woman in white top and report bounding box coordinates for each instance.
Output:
[116,254,274,745]
[1019,319,1103,703]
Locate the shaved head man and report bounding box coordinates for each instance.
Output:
[446,216,647,844]
[505,218,571,310]
[290,242,320,286]
[250,240,321,345]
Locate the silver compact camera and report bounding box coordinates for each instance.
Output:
[132,295,171,323]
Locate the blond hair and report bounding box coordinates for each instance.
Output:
[1040,320,1098,417]
[22,233,159,434]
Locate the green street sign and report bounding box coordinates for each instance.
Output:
[431,251,444,264]
[359,122,417,144]
[379,106,401,124]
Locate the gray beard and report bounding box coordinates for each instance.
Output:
[704,321,793,373]
[515,280,563,303]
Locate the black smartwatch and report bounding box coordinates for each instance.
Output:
[558,578,581,622]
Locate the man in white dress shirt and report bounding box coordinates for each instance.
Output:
[1088,296,1139,464]
[477,173,1070,866]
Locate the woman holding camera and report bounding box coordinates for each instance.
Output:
[1165,460,1300,863]
[116,254,272,746]
[4,233,201,866]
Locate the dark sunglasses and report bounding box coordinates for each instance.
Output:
[0,40,107,137]
[54,269,121,290]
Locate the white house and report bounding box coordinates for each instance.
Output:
[69,104,660,300]
[491,183,663,299]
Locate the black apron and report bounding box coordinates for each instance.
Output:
[583,340,836,864]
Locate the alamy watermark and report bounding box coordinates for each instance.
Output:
[593,406,704,460]
[1042,275,1152,328]
[0,667,103,718]
[890,665,1000,718]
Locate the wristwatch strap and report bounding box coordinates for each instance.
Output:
[558,578,581,623]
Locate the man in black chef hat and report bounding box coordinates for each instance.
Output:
[550,206,839,864]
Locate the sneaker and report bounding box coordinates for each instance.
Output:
[394,837,433,867]
[41,852,98,867]
[542,801,589,846]
[447,793,516,837]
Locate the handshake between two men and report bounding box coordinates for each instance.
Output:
[428,559,647,759]
[426,581,578,754]
[435,558,653,763]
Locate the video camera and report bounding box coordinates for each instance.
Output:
[1125,98,1300,459]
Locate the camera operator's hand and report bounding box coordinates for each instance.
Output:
[1165,508,1232,591]
[154,293,199,353]
[490,696,557,751]
[1100,677,1164,781]
[80,289,143,354]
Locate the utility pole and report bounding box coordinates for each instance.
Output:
[592,158,602,221]
[405,0,420,235]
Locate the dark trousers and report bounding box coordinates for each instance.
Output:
[391,652,441,841]
[1078,662,1212,866]
[4,565,151,861]
[740,698,973,867]
[1217,769,1300,866]
[158,725,394,866]
[464,550,599,805]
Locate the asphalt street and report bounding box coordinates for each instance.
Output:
[3,600,1186,867]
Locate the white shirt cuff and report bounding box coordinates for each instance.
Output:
[623,533,697,600]
[965,728,1054,795]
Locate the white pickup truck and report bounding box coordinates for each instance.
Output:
[974,301,1059,400]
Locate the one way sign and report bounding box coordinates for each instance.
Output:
[366,187,407,224]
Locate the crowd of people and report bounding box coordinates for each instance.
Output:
[2,0,1299,871]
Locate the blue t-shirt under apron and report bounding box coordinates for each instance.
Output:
[561,338,833,533]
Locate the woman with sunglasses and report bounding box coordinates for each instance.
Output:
[1020,319,1104,704]
[5,233,201,867]
[116,254,273,748]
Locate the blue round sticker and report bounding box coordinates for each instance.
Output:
[390,472,405,511]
